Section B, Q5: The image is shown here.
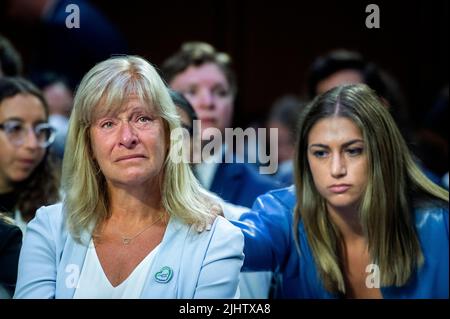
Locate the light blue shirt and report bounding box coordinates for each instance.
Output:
[14,203,244,299]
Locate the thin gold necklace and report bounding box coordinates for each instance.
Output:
[120,214,164,245]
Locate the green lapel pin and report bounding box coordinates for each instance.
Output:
[155,266,173,283]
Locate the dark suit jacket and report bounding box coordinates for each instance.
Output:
[210,162,280,208]
[29,0,128,89]
[0,219,22,297]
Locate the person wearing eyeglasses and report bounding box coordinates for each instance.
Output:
[0,77,60,234]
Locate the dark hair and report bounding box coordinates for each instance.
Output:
[307,50,366,98]
[307,50,401,106]
[169,89,198,122]
[161,42,237,97]
[169,89,198,138]
[307,49,412,143]
[0,77,48,115]
[0,77,59,221]
[30,71,72,92]
[0,35,23,77]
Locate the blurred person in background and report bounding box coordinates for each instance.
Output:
[162,42,279,209]
[0,77,59,234]
[34,72,74,160]
[267,95,306,186]
[5,0,128,89]
[170,88,272,298]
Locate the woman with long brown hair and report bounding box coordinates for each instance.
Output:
[235,84,448,298]
[0,77,59,233]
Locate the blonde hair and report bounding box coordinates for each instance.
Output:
[62,55,214,242]
[293,84,448,294]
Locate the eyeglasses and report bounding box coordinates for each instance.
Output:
[0,120,56,148]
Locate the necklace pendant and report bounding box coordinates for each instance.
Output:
[122,237,131,245]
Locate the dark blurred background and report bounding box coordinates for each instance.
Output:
[1,0,448,130]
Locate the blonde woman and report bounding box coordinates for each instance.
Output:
[235,84,448,298]
[14,56,244,299]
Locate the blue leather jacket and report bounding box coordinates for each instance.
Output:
[233,186,449,298]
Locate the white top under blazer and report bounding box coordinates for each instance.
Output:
[73,240,160,299]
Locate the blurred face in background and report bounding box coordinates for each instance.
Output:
[170,62,234,139]
[43,81,73,117]
[316,70,364,95]
[267,120,295,164]
[0,94,47,192]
